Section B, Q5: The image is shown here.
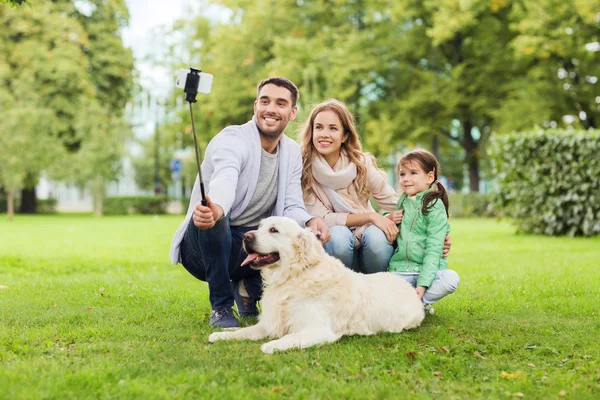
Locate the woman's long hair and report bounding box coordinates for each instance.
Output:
[300,99,375,199]
[398,149,449,217]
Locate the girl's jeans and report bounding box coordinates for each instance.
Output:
[323,225,394,274]
[393,270,460,304]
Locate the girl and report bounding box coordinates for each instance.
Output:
[300,99,404,273]
[388,149,460,313]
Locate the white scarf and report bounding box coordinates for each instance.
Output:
[311,152,357,214]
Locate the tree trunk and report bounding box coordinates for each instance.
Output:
[466,150,480,192]
[431,133,439,160]
[19,187,36,213]
[93,175,104,217]
[462,120,480,192]
[7,188,16,221]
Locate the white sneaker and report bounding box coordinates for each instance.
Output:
[424,304,435,315]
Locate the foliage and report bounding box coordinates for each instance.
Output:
[160,0,600,195]
[0,195,7,213]
[489,129,599,236]
[0,0,28,7]
[72,0,134,117]
[0,0,134,215]
[102,196,170,215]
[493,0,600,132]
[37,198,58,214]
[1,216,599,398]
[131,133,175,194]
[0,107,63,218]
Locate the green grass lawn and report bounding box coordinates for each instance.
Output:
[1,215,598,399]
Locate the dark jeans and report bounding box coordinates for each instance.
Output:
[179,215,262,311]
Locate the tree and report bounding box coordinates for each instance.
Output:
[0,108,62,219]
[493,0,600,132]
[131,133,174,194]
[0,0,134,215]
[164,0,501,192]
[1,2,93,215]
[69,101,131,216]
[164,0,599,194]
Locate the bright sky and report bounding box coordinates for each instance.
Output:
[121,0,191,97]
[121,0,227,98]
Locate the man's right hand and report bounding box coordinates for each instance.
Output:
[192,195,224,229]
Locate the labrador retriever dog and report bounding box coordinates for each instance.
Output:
[208,216,425,354]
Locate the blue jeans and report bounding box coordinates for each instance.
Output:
[179,216,262,311]
[323,225,395,274]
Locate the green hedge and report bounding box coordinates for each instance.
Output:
[0,197,56,213]
[489,129,599,237]
[37,198,57,214]
[103,196,170,215]
[448,193,499,218]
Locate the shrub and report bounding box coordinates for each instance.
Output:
[37,198,57,214]
[448,193,499,218]
[489,129,599,237]
[103,196,169,215]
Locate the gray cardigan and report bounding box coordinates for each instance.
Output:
[169,117,312,264]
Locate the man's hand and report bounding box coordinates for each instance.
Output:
[415,286,426,301]
[192,195,224,230]
[443,234,452,257]
[385,210,403,225]
[306,217,331,244]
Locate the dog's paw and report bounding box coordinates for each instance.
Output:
[208,332,229,343]
[261,342,276,354]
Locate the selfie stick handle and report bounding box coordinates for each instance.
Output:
[188,101,207,206]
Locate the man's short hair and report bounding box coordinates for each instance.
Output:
[257,77,299,107]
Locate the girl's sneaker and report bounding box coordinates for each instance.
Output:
[424,304,435,315]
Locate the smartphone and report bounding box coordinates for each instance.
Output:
[175,68,213,94]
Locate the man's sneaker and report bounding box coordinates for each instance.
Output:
[209,308,240,329]
[424,304,435,315]
[232,279,259,317]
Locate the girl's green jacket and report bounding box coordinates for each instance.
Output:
[388,188,450,288]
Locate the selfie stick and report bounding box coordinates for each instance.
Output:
[184,68,207,206]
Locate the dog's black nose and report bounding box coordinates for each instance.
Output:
[243,232,256,252]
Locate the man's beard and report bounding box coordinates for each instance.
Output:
[258,126,283,139]
[257,114,287,139]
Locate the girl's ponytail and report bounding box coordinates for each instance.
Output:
[422,180,449,218]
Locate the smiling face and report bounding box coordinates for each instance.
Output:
[311,110,348,167]
[398,160,435,196]
[253,84,297,140]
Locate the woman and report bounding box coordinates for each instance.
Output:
[300,99,403,273]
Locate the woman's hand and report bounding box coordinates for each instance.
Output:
[386,210,403,225]
[415,286,426,300]
[370,212,399,243]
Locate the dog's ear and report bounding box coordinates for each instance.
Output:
[291,228,325,268]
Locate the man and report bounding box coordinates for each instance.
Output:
[169,77,331,329]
